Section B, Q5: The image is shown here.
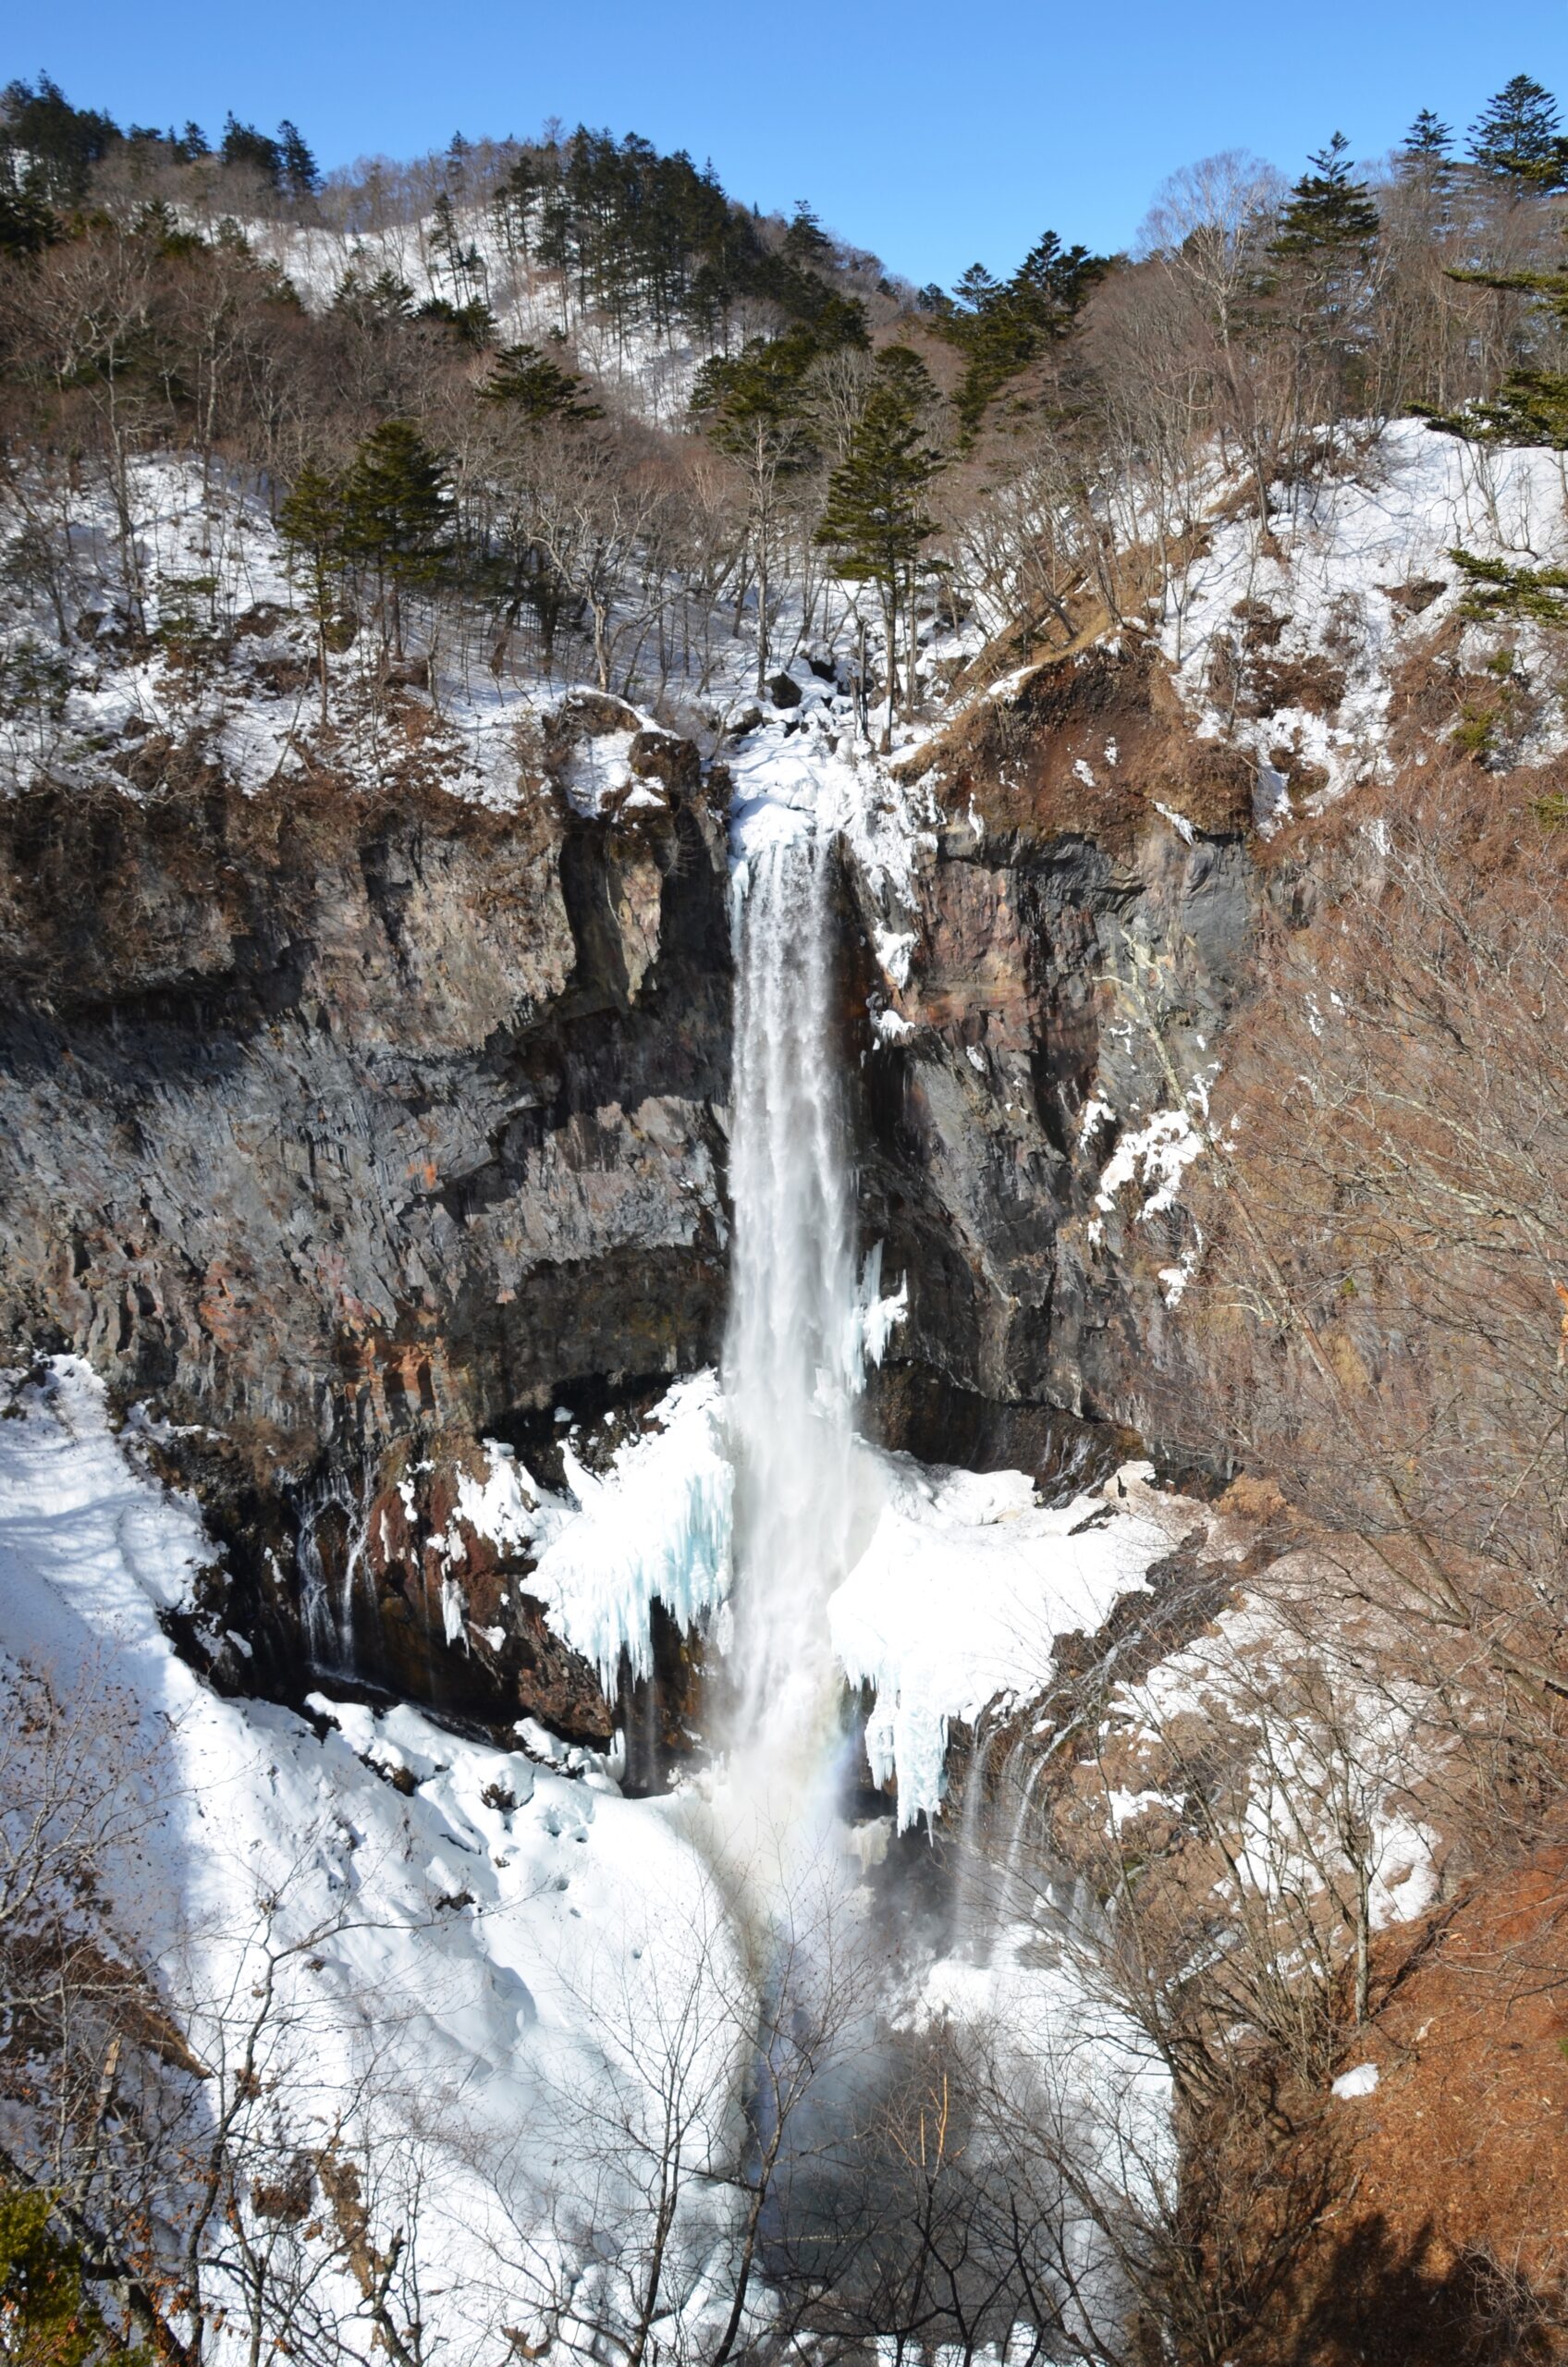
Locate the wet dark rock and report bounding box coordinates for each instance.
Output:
[864,1363,1138,1502]
[847,640,1263,1453]
[0,628,1277,1749]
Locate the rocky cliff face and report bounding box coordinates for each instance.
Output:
[0,704,732,1736]
[0,640,1271,1741]
[848,642,1262,1451]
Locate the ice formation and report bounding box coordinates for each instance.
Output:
[829,1457,1173,1830]
[528,1374,733,1690]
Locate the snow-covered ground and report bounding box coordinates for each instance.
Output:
[1098,1550,1445,1940]
[0,1357,753,2358]
[0,455,555,811]
[0,1342,1193,2351]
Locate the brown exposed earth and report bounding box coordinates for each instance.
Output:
[1249,1837,1568,2364]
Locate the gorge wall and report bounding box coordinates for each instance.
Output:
[852,640,1261,1451]
[0,652,1265,1737]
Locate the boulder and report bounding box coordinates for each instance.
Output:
[556,689,641,738]
[629,728,702,796]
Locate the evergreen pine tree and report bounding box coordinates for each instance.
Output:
[1271,133,1379,253]
[815,382,940,750]
[1467,75,1568,191]
[1427,260,1568,448]
[692,339,818,692]
[938,235,1106,433]
[0,2184,148,2367]
[872,344,938,409]
[952,262,1002,315]
[1269,133,1379,385]
[334,266,415,324]
[220,112,283,187]
[493,153,540,264]
[342,422,452,658]
[0,178,57,255]
[1403,108,1452,159]
[278,463,345,723]
[276,118,319,199]
[480,342,602,423]
[1398,110,1455,211]
[0,73,121,203]
[782,202,833,269]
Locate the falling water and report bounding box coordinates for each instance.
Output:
[950,1714,997,1962]
[720,816,871,1866]
[296,1466,374,1674]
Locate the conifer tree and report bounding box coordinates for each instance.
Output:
[1403,108,1452,160]
[480,341,601,423]
[333,266,415,324]
[1271,133,1378,254]
[1428,260,1568,447]
[276,118,319,198]
[278,463,345,723]
[692,338,819,692]
[782,202,833,269]
[220,112,283,187]
[342,422,452,657]
[0,2184,146,2367]
[952,263,1001,315]
[872,344,938,410]
[938,236,1106,434]
[0,73,120,203]
[1467,75,1568,191]
[1397,110,1455,215]
[1269,133,1379,388]
[0,178,56,255]
[815,381,940,750]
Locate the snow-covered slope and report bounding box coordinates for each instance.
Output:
[0,1358,751,2358]
[1161,419,1568,814]
[237,199,712,425]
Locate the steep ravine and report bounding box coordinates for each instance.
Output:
[0,649,1267,1748]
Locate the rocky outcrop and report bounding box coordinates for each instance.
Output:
[848,641,1262,1445]
[0,727,732,1733]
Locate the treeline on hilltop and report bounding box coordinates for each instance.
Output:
[0,73,894,352]
[2,67,1568,732]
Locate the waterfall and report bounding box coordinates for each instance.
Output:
[720,814,869,1861]
[297,1466,374,1674]
[951,1714,997,1961]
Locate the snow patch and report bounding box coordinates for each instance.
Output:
[829,1456,1172,1828]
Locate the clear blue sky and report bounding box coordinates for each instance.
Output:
[18,1,1568,286]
